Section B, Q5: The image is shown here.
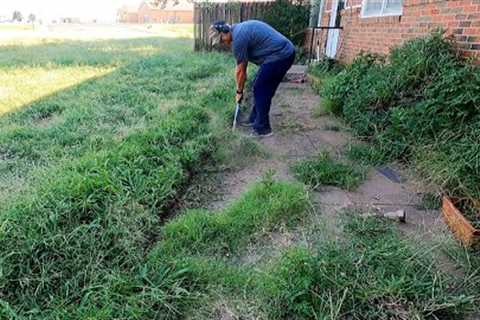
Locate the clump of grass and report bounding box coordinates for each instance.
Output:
[261,215,478,319]
[418,192,442,210]
[311,102,328,118]
[455,199,480,229]
[346,143,388,166]
[155,177,309,257]
[292,152,364,190]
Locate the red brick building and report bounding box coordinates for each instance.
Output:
[117,1,193,24]
[311,0,480,62]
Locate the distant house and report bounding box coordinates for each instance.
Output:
[310,0,480,62]
[60,17,81,23]
[117,5,139,23]
[118,0,194,24]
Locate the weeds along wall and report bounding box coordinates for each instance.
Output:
[319,32,480,200]
[316,0,480,62]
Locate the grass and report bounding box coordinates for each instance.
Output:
[157,177,309,258]
[0,36,232,207]
[260,215,478,319]
[418,192,442,210]
[292,151,364,191]
[345,143,388,166]
[0,28,239,318]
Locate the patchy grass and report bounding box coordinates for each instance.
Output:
[292,151,364,190]
[157,177,309,258]
[260,215,479,319]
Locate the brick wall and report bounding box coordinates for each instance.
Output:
[314,0,480,62]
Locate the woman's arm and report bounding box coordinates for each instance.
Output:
[235,61,248,102]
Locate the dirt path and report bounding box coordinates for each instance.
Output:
[210,78,445,241]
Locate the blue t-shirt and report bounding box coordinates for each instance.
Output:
[232,20,295,65]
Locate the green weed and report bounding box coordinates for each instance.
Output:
[418,192,442,210]
[292,152,364,190]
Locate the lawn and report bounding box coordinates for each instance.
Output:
[0,27,231,205]
[1,26,479,319]
[0,25,242,318]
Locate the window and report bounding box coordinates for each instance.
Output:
[361,0,402,17]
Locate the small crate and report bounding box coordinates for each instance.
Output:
[442,196,480,248]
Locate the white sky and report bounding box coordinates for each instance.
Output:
[0,0,143,22]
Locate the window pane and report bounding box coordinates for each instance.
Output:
[363,0,383,16]
[383,0,402,14]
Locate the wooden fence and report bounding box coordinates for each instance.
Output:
[193,2,275,51]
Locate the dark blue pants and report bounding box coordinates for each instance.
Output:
[249,52,295,134]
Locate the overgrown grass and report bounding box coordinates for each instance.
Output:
[320,31,480,207]
[345,143,388,166]
[0,37,231,206]
[261,215,479,319]
[0,106,214,317]
[156,177,309,258]
[0,32,239,318]
[292,151,364,190]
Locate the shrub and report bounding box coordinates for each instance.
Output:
[262,0,311,46]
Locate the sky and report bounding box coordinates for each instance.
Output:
[0,0,143,22]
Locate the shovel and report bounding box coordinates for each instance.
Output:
[232,102,241,131]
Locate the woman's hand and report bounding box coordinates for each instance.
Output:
[236,92,244,104]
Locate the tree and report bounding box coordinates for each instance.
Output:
[12,10,23,22]
[28,13,36,23]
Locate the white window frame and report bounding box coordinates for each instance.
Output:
[360,0,403,18]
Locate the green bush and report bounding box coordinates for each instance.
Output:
[320,31,480,199]
[262,0,311,46]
